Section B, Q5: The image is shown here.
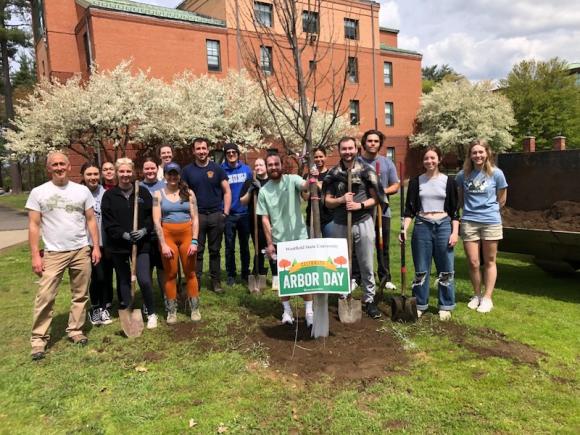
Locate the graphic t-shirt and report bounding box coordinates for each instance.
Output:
[140,179,165,194]
[222,161,253,215]
[88,184,106,246]
[455,167,508,224]
[181,161,228,213]
[25,181,95,251]
[256,175,308,244]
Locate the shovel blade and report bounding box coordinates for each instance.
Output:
[119,308,144,338]
[390,295,418,323]
[248,275,259,293]
[258,275,267,291]
[338,297,362,323]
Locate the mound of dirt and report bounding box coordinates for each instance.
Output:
[502,201,580,232]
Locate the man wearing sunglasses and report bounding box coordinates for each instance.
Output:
[221,143,253,286]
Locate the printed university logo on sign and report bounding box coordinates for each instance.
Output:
[277,239,350,297]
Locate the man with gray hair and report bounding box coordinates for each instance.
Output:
[26,151,101,361]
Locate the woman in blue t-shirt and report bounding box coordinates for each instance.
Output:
[456,139,508,313]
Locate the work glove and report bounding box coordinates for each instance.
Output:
[130,228,147,242]
[247,179,261,194]
[122,232,132,242]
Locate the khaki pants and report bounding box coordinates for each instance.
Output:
[30,246,92,352]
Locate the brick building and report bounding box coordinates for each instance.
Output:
[32,0,422,170]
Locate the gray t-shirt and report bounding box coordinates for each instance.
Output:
[359,155,398,218]
[419,173,447,213]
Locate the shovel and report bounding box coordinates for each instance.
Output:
[248,183,262,293]
[338,168,362,323]
[119,180,145,337]
[391,162,418,323]
[375,160,389,299]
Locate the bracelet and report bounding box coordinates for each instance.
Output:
[191,239,198,245]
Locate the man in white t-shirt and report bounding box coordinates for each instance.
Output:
[26,151,101,361]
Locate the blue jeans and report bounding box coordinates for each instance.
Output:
[411,216,456,311]
[225,213,250,279]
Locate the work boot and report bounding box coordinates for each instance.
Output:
[189,297,201,322]
[166,299,178,325]
[365,302,382,319]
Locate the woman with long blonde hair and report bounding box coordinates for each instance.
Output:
[456,139,508,313]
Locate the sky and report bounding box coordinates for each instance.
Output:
[135,0,580,81]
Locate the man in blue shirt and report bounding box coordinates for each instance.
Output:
[221,143,253,286]
[181,138,232,293]
[359,129,400,291]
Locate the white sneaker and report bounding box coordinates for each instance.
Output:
[350,279,358,292]
[272,275,280,290]
[281,311,294,325]
[190,308,201,322]
[467,296,481,310]
[476,298,493,313]
[100,308,113,325]
[385,281,397,290]
[439,310,452,321]
[305,311,314,328]
[147,314,158,329]
[166,311,177,325]
[417,309,425,318]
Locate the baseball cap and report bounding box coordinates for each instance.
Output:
[164,162,181,174]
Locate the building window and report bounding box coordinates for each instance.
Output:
[383,62,393,86]
[344,18,358,40]
[347,57,358,83]
[206,40,221,71]
[32,0,46,42]
[83,32,92,71]
[260,46,273,74]
[302,10,319,33]
[384,102,394,126]
[350,100,360,125]
[386,147,395,161]
[254,2,272,27]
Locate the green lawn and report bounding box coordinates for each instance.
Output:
[0,196,578,433]
[0,192,28,211]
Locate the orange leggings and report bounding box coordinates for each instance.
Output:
[161,222,199,300]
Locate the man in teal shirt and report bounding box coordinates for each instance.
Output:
[257,153,313,326]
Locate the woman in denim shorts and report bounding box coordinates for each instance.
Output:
[456,139,508,313]
[400,146,460,320]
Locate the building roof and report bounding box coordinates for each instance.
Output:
[379,26,399,34]
[76,0,225,27]
[380,43,422,57]
[568,62,580,70]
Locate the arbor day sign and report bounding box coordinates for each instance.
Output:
[277,239,350,297]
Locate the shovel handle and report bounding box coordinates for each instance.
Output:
[130,181,140,301]
[346,169,353,274]
[375,161,383,250]
[399,162,406,295]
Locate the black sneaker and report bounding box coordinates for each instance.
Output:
[226,276,235,286]
[365,302,382,319]
[88,307,102,326]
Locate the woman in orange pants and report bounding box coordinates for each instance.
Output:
[152,162,200,324]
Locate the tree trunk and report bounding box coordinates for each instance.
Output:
[1,12,23,193]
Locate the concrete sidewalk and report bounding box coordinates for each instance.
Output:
[0,204,28,251]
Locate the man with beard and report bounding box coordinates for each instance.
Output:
[181,138,232,293]
[323,137,387,319]
[256,153,314,326]
[359,129,400,290]
[26,151,101,360]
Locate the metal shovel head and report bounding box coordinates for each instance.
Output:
[248,275,259,293]
[119,308,144,338]
[257,275,267,291]
[338,297,362,323]
[390,295,418,323]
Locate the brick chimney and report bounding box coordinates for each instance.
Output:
[523,136,536,152]
[553,136,566,151]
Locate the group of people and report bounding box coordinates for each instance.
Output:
[26,131,507,361]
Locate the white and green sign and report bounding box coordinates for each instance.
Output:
[277,238,350,297]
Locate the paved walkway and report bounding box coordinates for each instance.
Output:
[0,204,28,251]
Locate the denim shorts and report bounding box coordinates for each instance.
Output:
[460,221,503,241]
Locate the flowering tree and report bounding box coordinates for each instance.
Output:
[411,80,516,159]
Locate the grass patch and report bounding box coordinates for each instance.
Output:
[1,195,579,433]
[0,192,28,211]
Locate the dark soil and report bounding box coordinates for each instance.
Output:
[165,301,547,383]
[502,201,580,232]
[436,322,546,366]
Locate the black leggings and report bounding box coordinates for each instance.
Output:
[89,246,114,308]
[111,252,155,314]
[250,223,276,275]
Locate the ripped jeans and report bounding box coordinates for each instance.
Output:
[411,216,456,311]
